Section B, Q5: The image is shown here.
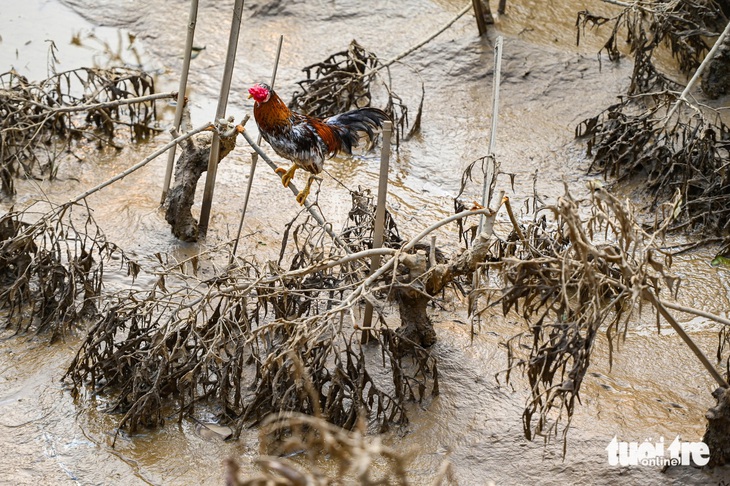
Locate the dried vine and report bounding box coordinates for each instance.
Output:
[64,194,446,440]
[226,413,455,485]
[0,67,164,195]
[0,202,130,342]
[471,186,683,451]
[576,0,728,94]
[576,1,730,242]
[576,93,730,239]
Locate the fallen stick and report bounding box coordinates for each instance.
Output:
[659,298,730,329]
[645,290,729,389]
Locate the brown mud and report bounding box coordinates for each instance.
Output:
[2,0,730,484]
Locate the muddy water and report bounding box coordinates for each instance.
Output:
[3,0,730,484]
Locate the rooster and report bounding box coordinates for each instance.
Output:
[248,83,390,205]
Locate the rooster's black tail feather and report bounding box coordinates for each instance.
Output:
[325,107,390,154]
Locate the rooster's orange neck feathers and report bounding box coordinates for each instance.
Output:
[252,89,292,133]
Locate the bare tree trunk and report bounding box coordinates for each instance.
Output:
[395,291,437,348]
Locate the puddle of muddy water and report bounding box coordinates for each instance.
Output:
[3,0,730,484]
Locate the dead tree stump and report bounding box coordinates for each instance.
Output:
[702,386,730,467]
[164,122,240,242]
[392,234,492,350]
[394,250,439,349]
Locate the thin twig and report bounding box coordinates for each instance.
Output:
[600,0,654,12]
[68,122,212,206]
[658,298,730,329]
[363,2,473,79]
[28,91,176,115]
[663,12,730,123]
[503,196,527,246]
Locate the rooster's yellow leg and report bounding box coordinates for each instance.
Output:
[295,175,315,205]
[275,165,297,187]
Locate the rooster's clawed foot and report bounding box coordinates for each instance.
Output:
[296,175,320,205]
[275,165,298,187]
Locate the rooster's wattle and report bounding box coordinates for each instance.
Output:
[248,83,390,204]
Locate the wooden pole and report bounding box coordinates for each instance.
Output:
[362,121,393,338]
[161,0,199,205]
[498,0,507,15]
[477,35,503,236]
[230,34,284,262]
[472,0,488,36]
[199,0,245,236]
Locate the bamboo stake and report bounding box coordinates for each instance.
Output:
[230,34,284,262]
[472,0,488,36]
[199,0,245,236]
[239,130,351,252]
[362,121,393,335]
[161,0,199,204]
[478,35,503,235]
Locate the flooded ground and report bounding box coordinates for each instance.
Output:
[3,0,730,484]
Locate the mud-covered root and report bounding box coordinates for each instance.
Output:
[390,233,494,352]
[395,290,437,349]
[703,386,730,467]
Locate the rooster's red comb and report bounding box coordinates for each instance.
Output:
[248,83,271,103]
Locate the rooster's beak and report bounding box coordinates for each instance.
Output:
[247,93,253,99]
